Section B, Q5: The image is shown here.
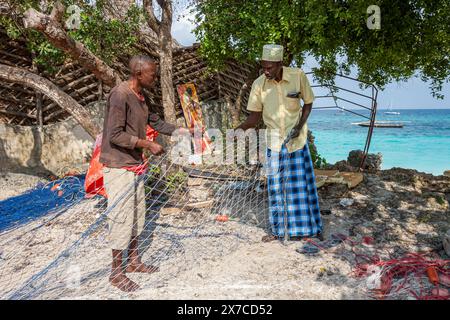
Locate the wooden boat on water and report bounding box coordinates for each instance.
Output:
[352,121,405,128]
[383,101,401,115]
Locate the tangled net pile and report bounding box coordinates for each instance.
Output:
[304,236,450,300]
[0,140,271,299]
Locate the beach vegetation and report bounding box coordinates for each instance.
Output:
[194,0,450,98]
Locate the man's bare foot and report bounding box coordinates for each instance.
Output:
[109,272,139,292]
[262,234,278,242]
[126,260,160,274]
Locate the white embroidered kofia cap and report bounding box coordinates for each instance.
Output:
[261,44,283,62]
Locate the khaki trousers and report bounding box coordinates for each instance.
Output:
[103,167,146,250]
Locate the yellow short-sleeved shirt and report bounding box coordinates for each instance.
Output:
[247,66,314,153]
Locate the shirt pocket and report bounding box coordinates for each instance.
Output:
[285,97,300,113]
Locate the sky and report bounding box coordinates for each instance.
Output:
[171,7,449,110]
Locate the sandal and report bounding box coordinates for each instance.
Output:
[262,234,279,242]
[296,243,320,255]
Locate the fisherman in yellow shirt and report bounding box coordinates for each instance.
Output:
[237,44,323,242]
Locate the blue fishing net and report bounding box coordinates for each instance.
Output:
[0,175,86,232]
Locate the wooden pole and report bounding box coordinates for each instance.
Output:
[31,51,43,129]
[98,80,103,102]
[36,92,43,129]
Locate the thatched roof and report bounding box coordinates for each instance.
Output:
[0,28,257,126]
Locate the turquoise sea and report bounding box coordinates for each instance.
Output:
[308,108,450,175]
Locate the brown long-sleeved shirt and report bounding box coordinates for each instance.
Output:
[99,81,176,168]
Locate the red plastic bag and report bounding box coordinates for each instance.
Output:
[84,126,158,198]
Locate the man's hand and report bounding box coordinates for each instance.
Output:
[136,139,164,155]
[236,112,262,131]
[284,126,301,144]
[284,103,312,145]
[147,141,164,155]
[178,126,205,135]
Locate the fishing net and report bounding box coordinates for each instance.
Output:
[0,135,272,299]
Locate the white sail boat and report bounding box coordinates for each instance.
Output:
[384,101,400,115]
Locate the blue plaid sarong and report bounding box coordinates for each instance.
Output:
[265,143,323,238]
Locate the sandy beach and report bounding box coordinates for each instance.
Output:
[0,168,448,300]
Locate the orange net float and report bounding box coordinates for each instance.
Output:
[426,266,439,285]
[215,215,230,222]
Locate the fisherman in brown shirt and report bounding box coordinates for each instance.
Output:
[100,55,196,292]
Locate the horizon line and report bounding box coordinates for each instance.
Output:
[313,107,450,110]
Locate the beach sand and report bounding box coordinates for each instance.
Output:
[0,168,448,300]
[0,172,47,201]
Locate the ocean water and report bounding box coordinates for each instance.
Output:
[307,108,450,175]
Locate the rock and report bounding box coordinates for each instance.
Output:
[412,175,425,191]
[339,172,364,189]
[325,160,358,172]
[444,170,450,177]
[314,169,341,188]
[160,207,181,216]
[314,169,363,189]
[189,188,210,202]
[443,230,450,256]
[339,198,354,207]
[380,167,421,183]
[353,225,373,236]
[318,183,348,198]
[347,150,382,172]
[187,178,203,186]
[425,194,449,210]
[315,169,340,177]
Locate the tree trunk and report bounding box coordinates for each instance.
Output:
[158,13,176,124]
[103,0,136,20]
[228,66,260,127]
[22,2,122,87]
[0,63,100,138]
[144,0,177,125]
[224,96,240,128]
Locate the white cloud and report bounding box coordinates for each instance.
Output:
[172,7,197,46]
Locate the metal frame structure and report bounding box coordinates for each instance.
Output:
[307,73,379,171]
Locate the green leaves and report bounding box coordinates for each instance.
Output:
[0,16,21,39]
[193,0,449,97]
[1,0,142,73]
[67,1,141,64]
[309,142,328,169]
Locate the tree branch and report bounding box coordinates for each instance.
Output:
[133,41,159,59]
[22,2,122,87]
[160,0,173,27]
[49,1,65,22]
[0,63,100,138]
[236,66,259,109]
[143,0,161,33]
